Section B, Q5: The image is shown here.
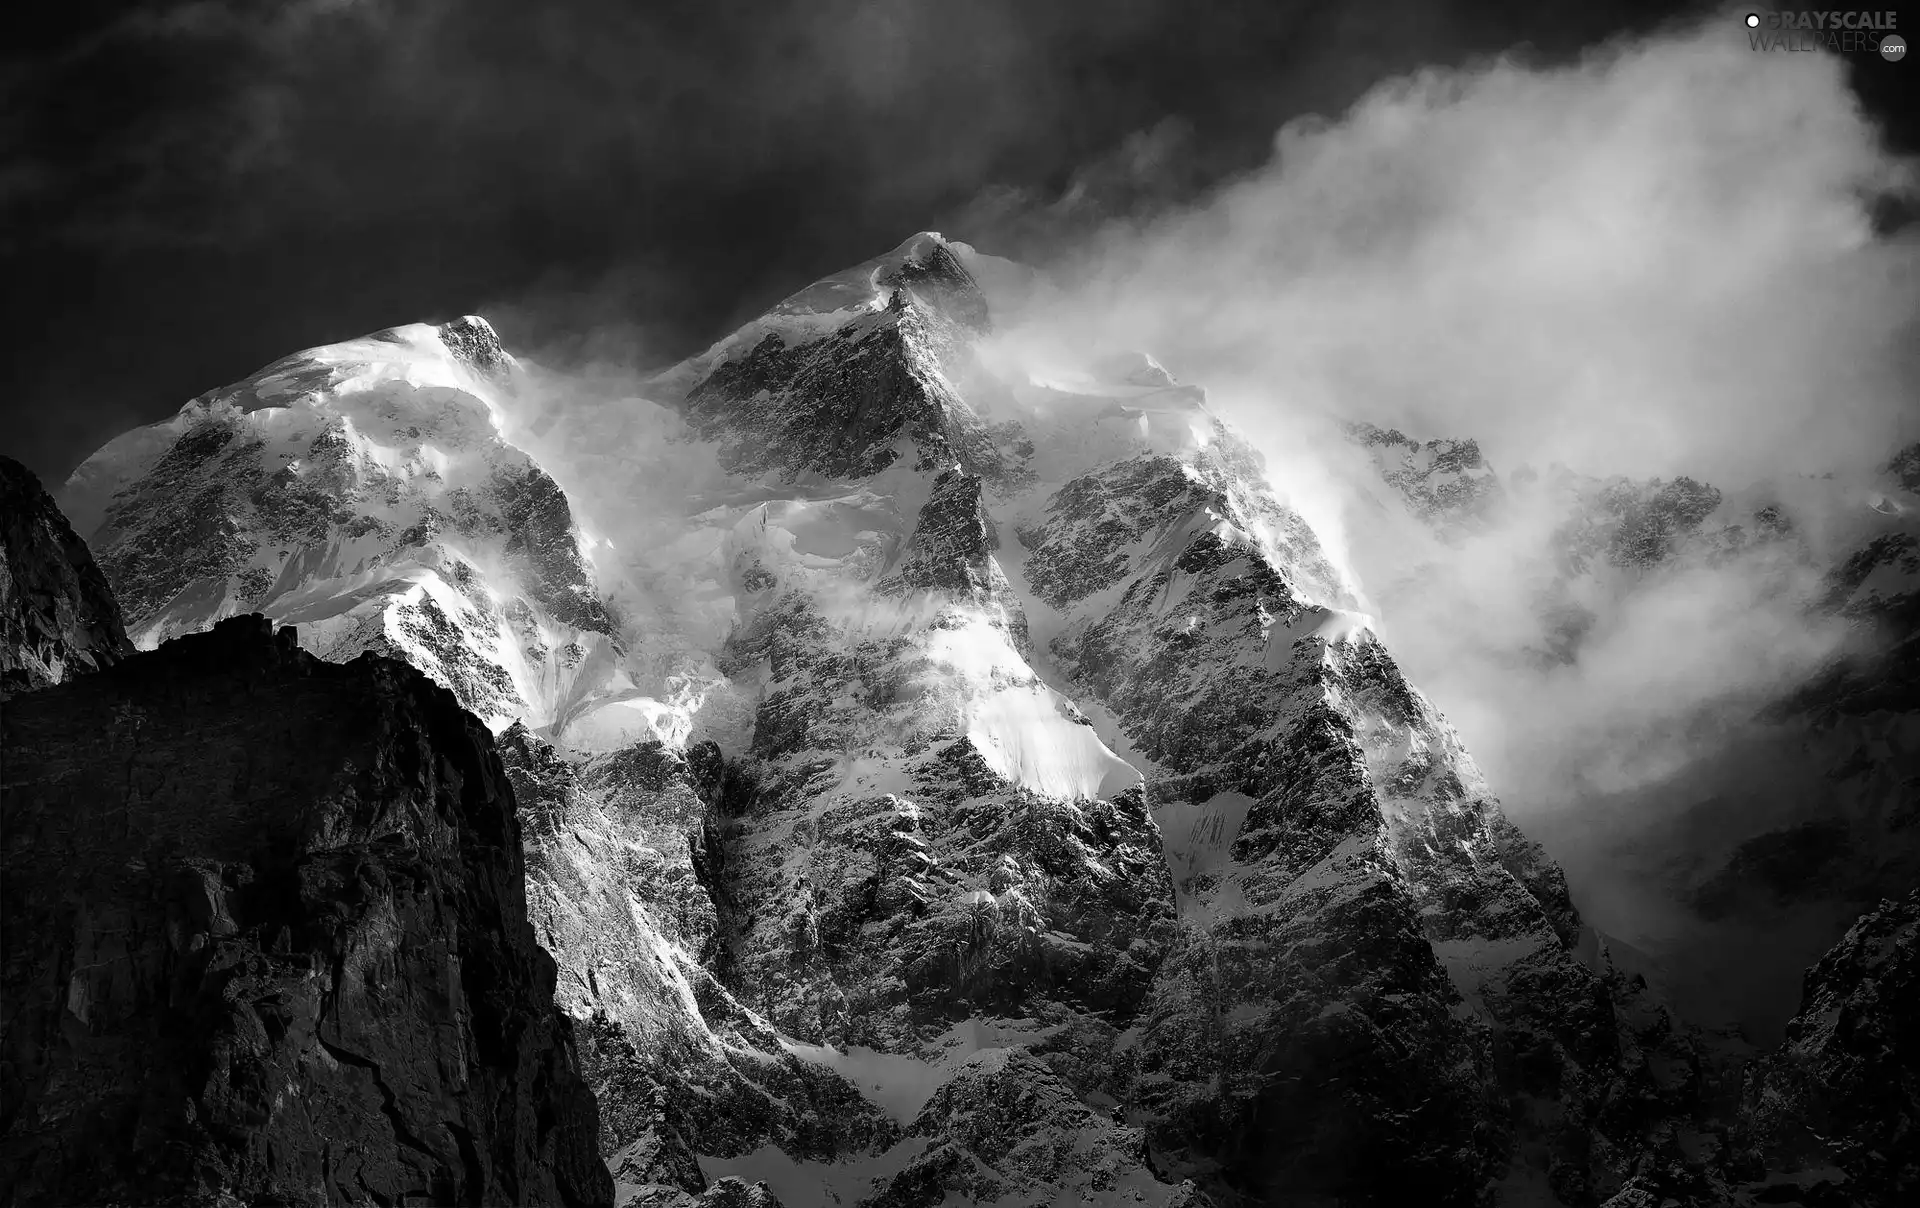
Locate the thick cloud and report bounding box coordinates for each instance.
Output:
[1001,16,1917,483]
[978,9,1919,1030]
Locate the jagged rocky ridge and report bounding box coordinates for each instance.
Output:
[1734,889,1919,1202]
[0,611,612,1207]
[32,231,1918,1206]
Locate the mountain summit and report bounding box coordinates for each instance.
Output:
[59,316,636,741]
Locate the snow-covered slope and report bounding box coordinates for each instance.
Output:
[536,233,1721,1205]
[59,317,664,744]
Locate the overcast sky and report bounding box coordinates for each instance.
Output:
[3,0,1912,483]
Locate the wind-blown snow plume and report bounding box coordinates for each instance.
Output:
[970,9,1920,1019]
[1002,15,1917,481]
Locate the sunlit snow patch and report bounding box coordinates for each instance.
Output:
[920,613,1141,801]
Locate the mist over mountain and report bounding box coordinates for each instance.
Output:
[4,5,1919,1208]
[965,13,1920,1040]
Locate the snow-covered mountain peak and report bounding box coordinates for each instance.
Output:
[648,232,993,410]
[53,315,657,744]
[886,228,953,263]
[232,314,517,420]
[62,316,522,537]
[772,231,965,315]
[436,313,515,375]
[54,235,1867,1204]
[654,245,1008,486]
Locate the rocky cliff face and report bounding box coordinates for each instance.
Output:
[1734,890,1919,1206]
[0,454,133,695]
[680,234,1003,484]
[496,725,902,1207]
[0,613,613,1208]
[564,233,1742,1204]
[1011,411,1742,1204]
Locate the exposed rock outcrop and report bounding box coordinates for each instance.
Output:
[0,614,613,1208]
[0,453,133,696]
[1735,890,1919,1206]
[498,725,899,1206]
[862,1048,1198,1207]
[1342,420,1505,538]
[679,236,1003,482]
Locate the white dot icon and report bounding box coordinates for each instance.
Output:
[1746,12,1760,26]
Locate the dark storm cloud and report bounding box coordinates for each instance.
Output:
[9,0,1180,256]
[3,0,1719,483]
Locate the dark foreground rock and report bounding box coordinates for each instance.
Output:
[0,614,613,1208]
[1734,890,1920,1206]
[0,453,133,697]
